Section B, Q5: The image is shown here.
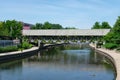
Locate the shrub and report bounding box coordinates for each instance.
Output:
[29,44,33,48]
[103,43,117,49]
[22,42,33,49]
[0,46,18,53]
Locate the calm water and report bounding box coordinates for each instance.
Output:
[0,45,115,80]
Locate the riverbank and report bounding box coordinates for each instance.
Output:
[89,44,120,80]
[0,43,67,63]
[0,47,39,62]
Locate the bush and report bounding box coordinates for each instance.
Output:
[0,46,18,53]
[103,43,117,49]
[22,42,33,49]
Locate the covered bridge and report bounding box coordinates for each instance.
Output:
[22,29,110,40]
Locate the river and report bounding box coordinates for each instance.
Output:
[0,44,115,80]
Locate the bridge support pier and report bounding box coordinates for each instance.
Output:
[38,40,41,47]
[39,42,45,50]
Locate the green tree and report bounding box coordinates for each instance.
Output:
[0,21,3,29]
[91,22,101,29]
[0,21,9,36]
[112,16,120,33]
[36,23,43,29]
[104,31,114,43]
[101,22,111,29]
[112,16,120,44]
[8,20,22,38]
[104,16,120,46]
[65,27,76,29]
[0,21,4,36]
[51,24,63,29]
[0,21,3,35]
[30,25,36,29]
[0,20,23,38]
[12,21,23,38]
[43,22,52,29]
[30,22,63,29]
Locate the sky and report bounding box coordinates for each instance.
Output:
[0,0,120,29]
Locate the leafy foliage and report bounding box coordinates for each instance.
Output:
[64,27,76,29]
[92,21,111,29]
[104,16,120,49]
[22,41,33,49]
[31,21,63,29]
[0,46,18,53]
[92,22,101,29]
[101,22,111,29]
[30,21,76,29]
[103,43,117,49]
[112,16,120,32]
[0,20,23,38]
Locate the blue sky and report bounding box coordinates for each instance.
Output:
[0,0,120,29]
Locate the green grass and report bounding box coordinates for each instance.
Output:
[0,46,18,53]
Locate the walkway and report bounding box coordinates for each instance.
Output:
[89,44,120,80]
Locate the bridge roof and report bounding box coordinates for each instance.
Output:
[22,29,110,36]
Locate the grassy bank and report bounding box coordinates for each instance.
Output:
[0,41,33,53]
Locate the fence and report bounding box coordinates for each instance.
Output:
[0,40,20,47]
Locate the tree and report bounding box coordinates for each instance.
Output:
[112,16,120,44]
[43,22,52,29]
[0,20,23,38]
[112,16,120,33]
[30,22,63,29]
[30,25,36,29]
[65,27,76,29]
[12,21,23,38]
[92,21,111,29]
[104,16,120,45]
[36,23,43,29]
[0,21,4,36]
[51,24,63,29]
[7,20,22,38]
[101,22,111,29]
[91,22,101,29]
[104,31,114,43]
[0,21,9,36]
[0,21,3,34]
[0,21,3,29]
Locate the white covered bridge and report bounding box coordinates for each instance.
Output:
[22,29,110,41]
[22,29,110,36]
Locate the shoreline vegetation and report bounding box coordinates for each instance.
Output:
[92,16,120,51]
[0,20,77,53]
[0,16,120,53]
[0,41,33,53]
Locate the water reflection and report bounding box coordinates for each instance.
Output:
[0,60,23,80]
[0,44,115,80]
